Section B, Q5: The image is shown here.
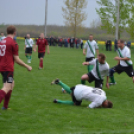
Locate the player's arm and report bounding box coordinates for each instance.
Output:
[96,49,99,57]
[114,57,130,61]
[13,55,32,71]
[83,59,96,66]
[83,42,87,55]
[95,43,99,57]
[46,45,50,54]
[24,40,26,50]
[82,62,90,65]
[83,49,86,55]
[87,102,101,109]
[106,76,109,89]
[33,44,37,52]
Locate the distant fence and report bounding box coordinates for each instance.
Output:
[16,37,134,46]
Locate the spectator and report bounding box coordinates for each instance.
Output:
[76,38,80,49]
[70,37,75,48]
[114,39,118,51]
[106,40,112,51]
[64,38,68,47]
[0,32,6,41]
[127,41,131,48]
[80,39,83,49]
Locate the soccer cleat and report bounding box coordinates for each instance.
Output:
[109,82,117,86]
[27,59,31,63]
[38,67,43,70]
[53,99,58,103]
[1,107,11,110]
[51,78,60,85]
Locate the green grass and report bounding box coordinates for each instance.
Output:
[1,40,134,134]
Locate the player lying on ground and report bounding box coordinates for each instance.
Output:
[24,34,34,63]
[0,25,32,110]
[81,53,109,89]
[51,79,113,109]
[34,33,50,69]
[83,34,99,73]
[109,39,134,85]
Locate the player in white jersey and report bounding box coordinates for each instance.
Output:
[24,34,34,63]
[51,79,113,108]
[109,39,134,85]
[0,32,6,41]
[83,34,99,73]
[81,53,109,89]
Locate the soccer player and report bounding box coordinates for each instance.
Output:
[34,33,50,69]
[81,53,109,89]
[83,34,99,72]
[0,25,32,110]
[0,32,6,41]
[24,34,34,63]
[51,79,113,109]
[109,39,134,85]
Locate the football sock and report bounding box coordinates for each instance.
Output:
[26,55,28,59]
[29,55,32,60]
[88,65,93,72]
[110,76,116,83]
[39,59,43,68]
[0,90,6,103]
[81,80,86,85]
[58,81,72,94]
[57,100,74,105]
[3,90,12,109]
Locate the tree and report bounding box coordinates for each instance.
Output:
[96,0,130,39]
[62,0,87,38]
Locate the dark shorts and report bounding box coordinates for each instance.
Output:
[87,72,103,89]
[85,57,95,62]
[112,64,134,77]
[38,52,45,59]
[70,87,82,106]
[25,47,32,54]
[1,71,14,83]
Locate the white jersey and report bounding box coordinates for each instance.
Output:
[89,59,109,80]
[25,38,34,48]
[0,36,6,41]
[117,46,133,67]
[83,40,99,58]
[74,84,107,108]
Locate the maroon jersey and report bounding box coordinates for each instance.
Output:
[36,38,48,53]
[0,37,18,72]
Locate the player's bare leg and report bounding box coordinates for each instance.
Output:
[81,74,89,85]
[132,76,134,83]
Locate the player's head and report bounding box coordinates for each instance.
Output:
[118,39,124,47]
[7,25,16,36]
[40,33,44,39]
[1,32,4,36]
[89,34,93,41]
[102,100,113,108]
[98,53,106,64]
[27,34,30,39]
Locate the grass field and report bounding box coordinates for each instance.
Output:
[1,40,134,134]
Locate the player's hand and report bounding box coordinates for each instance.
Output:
[24,47,26,50]
[33,49,36,52]
[114,57,121,61]
[83,52,86,55]
[47,51,50,54]
[27,65,32,71]
[106,83,109,89]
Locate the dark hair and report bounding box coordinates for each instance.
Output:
[98,53,106,60]
[7,25,16,34]
[89,34,93,36]
[107,100,113,108]
[118,39,124,44]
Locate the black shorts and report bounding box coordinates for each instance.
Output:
[87,72,103,89]
[25,47,32,54]
[38,52,45,59]
[85,57,95,62]
[113,64,134,77]
[1,71,14,83]
[70,87,82,106]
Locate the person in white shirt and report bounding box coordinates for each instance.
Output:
[0,32,6,41]
[81,53,109,89]
[109,39,134,85]
[24,34,34,63]
[83,34,99,73]
[51,79,113,109]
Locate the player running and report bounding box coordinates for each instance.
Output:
[0,25,32,110]
[51,79,113,109]
[81,53,109,89]
[83,34,99,72]
[34,33,50,69]
[24,34,34,63]
[109,39,134,85]
[0,32,6,41]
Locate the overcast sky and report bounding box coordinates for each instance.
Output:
[0,0,100,27]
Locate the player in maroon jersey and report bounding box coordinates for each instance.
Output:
[34,33,50,69]
[0,25,32,110]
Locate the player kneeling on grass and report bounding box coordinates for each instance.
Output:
[0,25,32,110]
[81,53,110,89]
[24,34,34,63]
[34,33,50,69]
[109,39,134,85]
[51,79,113,108]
